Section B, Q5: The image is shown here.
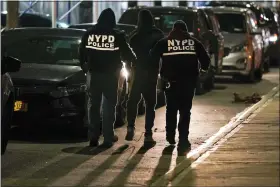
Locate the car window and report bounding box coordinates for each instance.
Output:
[198,11,210,33]
[6,37,81,65]
[119,9,195,33]
[215,13,246,33]
[153,13,194,33]
[19,14,51,27]
[119,9,139,25]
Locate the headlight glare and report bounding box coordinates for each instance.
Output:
[231,43,247,53]
[50,84,87,98]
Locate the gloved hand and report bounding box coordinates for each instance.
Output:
[81,63,88,74]
[200,69,208,77]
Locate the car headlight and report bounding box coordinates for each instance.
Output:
[50,84,87,98]
[230,43,247,53]
[269,34,278,42]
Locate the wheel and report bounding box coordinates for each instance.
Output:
[243,55,255,83]
[1,96,14,155]
[195,79,205,95]
[255,62,264,81]
[115,81,128,127]
[204,69,215,90]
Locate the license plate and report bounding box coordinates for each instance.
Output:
[14,101,28,112]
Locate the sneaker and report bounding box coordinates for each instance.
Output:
[113,134,119,142]
[125,127,135,141]
[89,139,99,147]
[102,135,118,148]
[177,141,191,155]
[166,136,176,145]
[144,135,156,145]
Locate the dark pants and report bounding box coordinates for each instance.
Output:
[164,78,197,144]
[127,70,158,135]
[86,71,118,143]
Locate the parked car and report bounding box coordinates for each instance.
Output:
[1,28,129,128]
[205,2,271,71]
[1,52,21,155]
[212,7,264,82]
[1,11,69,29]
[263,7,280,66]
[119,6,226,94]
[199,8,225,74]
[68,23,137,38]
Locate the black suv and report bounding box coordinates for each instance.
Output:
[119,6,224,94]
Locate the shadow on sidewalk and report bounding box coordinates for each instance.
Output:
[171,154,196,186]
[148,145,176,185]
[106,143,156,186]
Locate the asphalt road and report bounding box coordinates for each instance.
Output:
[2,68,279,187]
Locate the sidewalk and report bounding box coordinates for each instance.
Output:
[171,93,279,187]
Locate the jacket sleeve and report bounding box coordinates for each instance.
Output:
[118,32,137,68]
[195,40,211,71]
[150,38,165,60]
[78,31,88,69]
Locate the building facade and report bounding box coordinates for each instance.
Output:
[1,0,279,26]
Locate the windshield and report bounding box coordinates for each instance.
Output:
[119,9,194,33]
[6,37,81,66]
[215,13,246,33]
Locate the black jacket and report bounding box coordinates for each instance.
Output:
[151,28,210,82]
[79,8,136,73]
[129,9,164,73]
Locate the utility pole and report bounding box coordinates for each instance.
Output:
[6,0,19,28]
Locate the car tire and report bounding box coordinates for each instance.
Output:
[204,69,215,90]
[255,63,264,81]
[115,81,128,127]
[1,96,14,155]
[243,55,256,83]
[195,79,205,95]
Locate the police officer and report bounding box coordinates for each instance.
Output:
[79,8,136,148]
[125,9,164,144]
[150,20,210,153]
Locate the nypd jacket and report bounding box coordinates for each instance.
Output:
[150,29,211,82]
[79,8,136,73]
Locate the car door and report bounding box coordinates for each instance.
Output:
[206,10,225,73]
[246,11,263,69]
[197,10,217,70]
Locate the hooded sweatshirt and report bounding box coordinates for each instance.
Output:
[150,20,211,81]
[129,9,164,74]
[79,8,136,73]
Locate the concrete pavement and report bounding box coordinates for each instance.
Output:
[170,93,279,187]
[2,69,279,187]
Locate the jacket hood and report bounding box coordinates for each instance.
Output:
[97,8,116,29]
[137,9,155,31]
[168,20,190,40]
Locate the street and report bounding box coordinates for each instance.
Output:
[2,68,279,187]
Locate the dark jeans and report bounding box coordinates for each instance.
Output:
[127,70,158,135]
[164,78,197,143]
[86,71,118,143]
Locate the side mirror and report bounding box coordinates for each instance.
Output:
[3,56,21,73]
[223,47,231,57]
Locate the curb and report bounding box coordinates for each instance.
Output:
[150,85,279,187]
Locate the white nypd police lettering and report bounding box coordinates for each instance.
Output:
[86,34,119,51]
[163,39,196,56]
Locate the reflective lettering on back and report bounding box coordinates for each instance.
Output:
[86,34,119,51]
[163,39,196,56]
